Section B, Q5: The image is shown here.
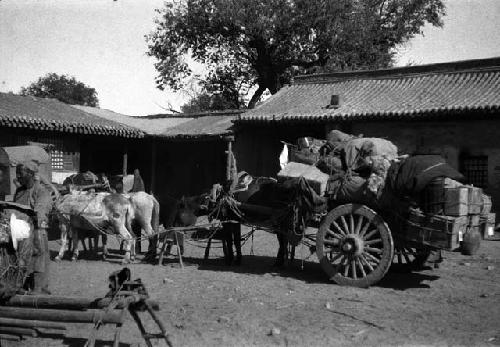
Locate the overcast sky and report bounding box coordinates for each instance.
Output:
[1,0,499,116]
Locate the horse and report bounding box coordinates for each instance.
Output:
[54,191,160,263]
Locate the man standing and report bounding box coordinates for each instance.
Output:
[14,160,52,295]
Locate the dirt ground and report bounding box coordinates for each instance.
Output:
[3,227,500,347]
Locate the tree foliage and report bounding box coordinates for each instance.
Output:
[147,0,445,109]
[181,65,249,112]
[20,73,99,107]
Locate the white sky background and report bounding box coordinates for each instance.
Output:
[0,0,499,116]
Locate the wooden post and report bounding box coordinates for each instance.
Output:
[0,307,124,324]
[0,334,21,341]
[0,326,37,337]
[150,141,157,195]
[5,294,159,311]
[226,140,232,181]
[122,143,128,176]
[0,317,66,330]
[225,135,235,182]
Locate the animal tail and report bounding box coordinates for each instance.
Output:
[152,195,160,233]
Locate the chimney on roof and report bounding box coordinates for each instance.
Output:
[329,94,340,109]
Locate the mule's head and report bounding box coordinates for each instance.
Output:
[102,194,133,236]
[175,192,211,227]
[175,196,198,227]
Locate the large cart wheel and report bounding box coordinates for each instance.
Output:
[316,204,394,287]
[392,246,432,272]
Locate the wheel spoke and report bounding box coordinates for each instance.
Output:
[336,255,348,271]
[360,254,374,272]
[351,259,357,279]
[354,215,364,234]
[364,238,382,246]
[357,258,367,277]
[340,216,350,235]
[397,252,403,264]
[326,228,342,239]
[343,257,350,277]
[349,214,355,235]
[403,251,412,264]
[363,229,379,241]
[364,252,380,264]
[324,239,340,246]
[329,252,343,264]
[365,246,383,255]
[359,220,371,237]
[331,220,347,236]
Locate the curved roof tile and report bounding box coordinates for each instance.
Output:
[0,93,144,138]
[239,57,500,123]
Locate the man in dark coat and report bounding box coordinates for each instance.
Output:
[14,160,52,295]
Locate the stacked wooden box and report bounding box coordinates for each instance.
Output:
[406,208,467,250]
[404,178,494,250]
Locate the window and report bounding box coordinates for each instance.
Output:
[461,156,488,188]
[51,149,65,170]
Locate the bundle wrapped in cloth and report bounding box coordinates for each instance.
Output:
[277,162,329,196]
[279,130,401,205]
[288,137,325,165]
[55,190,108,217]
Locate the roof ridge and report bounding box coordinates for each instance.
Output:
[294,56,500,85]
[145,109,244,119]
[294,67,500,85]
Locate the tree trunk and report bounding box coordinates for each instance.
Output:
[247,85,266,109]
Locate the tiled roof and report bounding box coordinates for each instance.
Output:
[239,57,500,123]
[78,106,241,139]
[72,105,192,136]
[160,114,238,139]
[0,93,143,137]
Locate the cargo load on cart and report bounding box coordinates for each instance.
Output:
[270,130,494,286]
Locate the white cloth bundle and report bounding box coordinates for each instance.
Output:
[10,214,31,250]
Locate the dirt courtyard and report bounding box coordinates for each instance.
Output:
[3,227,500,347]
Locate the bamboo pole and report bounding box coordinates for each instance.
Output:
[0,307,124,324]
[0,317,66,330]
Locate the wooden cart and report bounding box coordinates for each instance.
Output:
[231,192,465,288]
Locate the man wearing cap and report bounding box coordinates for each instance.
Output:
[14,160,52,295]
